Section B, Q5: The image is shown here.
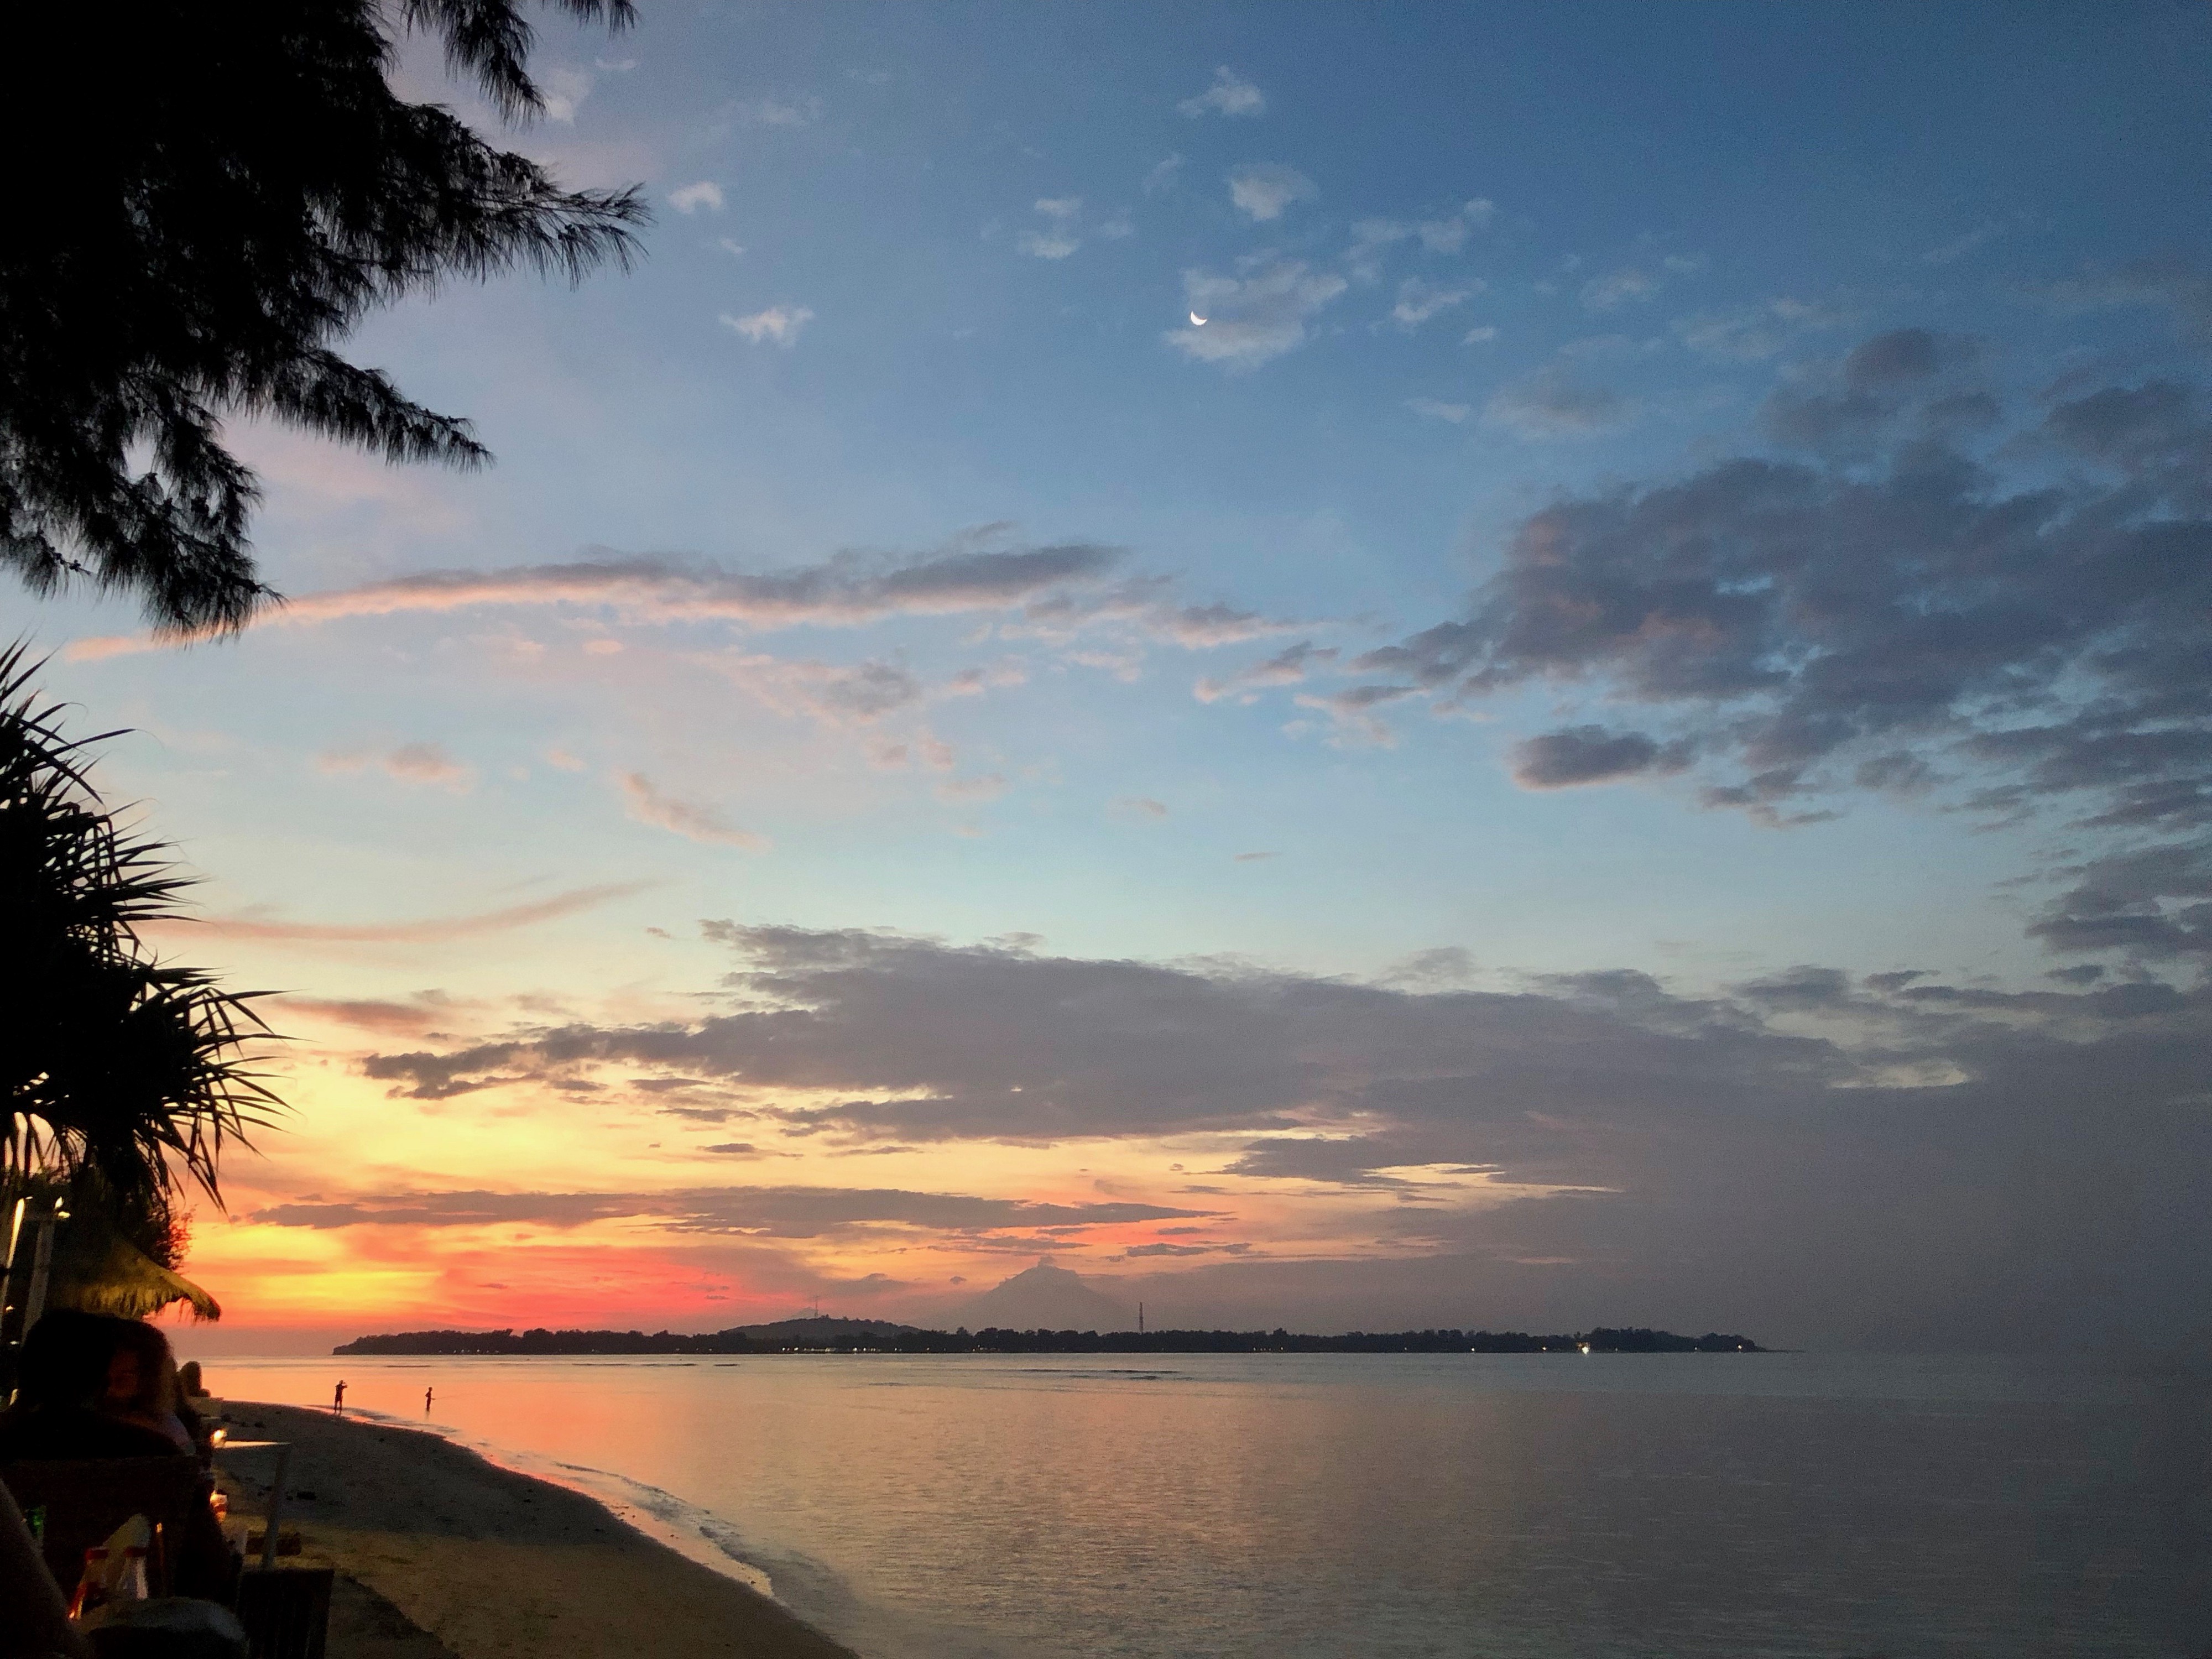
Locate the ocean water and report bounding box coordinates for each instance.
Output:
[196,1351,2209,1658]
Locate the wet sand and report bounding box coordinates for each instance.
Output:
[210,1400,855,1659]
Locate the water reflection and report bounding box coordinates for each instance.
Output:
[195,1352,2206,1658]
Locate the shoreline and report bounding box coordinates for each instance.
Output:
[211,1399,855,1659]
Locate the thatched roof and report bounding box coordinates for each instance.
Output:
[49,1229,221,1322]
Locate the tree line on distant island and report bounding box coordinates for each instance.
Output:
[333,1324,1765,1357]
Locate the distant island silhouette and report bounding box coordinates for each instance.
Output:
[335,1319,1764,1356]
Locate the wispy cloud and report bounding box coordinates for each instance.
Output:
[1178,66,1265,118]
[318,740,473,791]
[722,305,813,345]
[1923,221,2009,265]
[67,541,1298,664]
[669,180,724,215]
[539,66,593,123]
[1418,198,1494,252]
[1405,398,1470,424]
[1017,196,1084,259]
[1168,258,1347,369]
[1195,640,1338,704]
[1580,268,1657,311]
[619,773,770,849]
[165,883,651,945]
[731,93,822,128]
[1673,295,1851,360]
[1226,164,1316,223]
[1484,365,1629,437]
[1392,278,1479,328]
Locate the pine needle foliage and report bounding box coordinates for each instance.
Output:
[0,645,283,1211]
[0,1,647,634]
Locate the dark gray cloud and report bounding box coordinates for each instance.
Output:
[1293,326,2212,960]
[1349,333,2211,831]
[348,923,2212,1345]
[1509,726,1690,790]
[253,1183,1214,1239]
[2028,844,2212,961]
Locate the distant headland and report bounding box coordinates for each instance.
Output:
[335,1318,1764,1356]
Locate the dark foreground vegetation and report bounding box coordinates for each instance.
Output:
[336,1321,1764,1356]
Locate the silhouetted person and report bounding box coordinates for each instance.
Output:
[0,1311,174,1462]
[425,1386,434,1416]
[0,1311,236,1603]
[332,1379,346,1413]
[103,1318,199,1454]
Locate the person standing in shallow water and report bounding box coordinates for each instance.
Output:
[425,1386,433,1417]
[332,1380,346,1413]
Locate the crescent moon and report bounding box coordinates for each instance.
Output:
[1190,311,1208,326]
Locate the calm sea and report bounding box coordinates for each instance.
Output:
[195,1351,2209,1658]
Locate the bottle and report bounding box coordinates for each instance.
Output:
[67,1547,110,1621]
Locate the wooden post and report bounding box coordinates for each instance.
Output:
[262,1444,291,1571]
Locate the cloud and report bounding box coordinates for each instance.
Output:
[76,545,1125,651]
[732,93,822,128]
[1417,199,1495,253]
[1226,164,1317,223]
[1462,325,1497,345]
[1580,268,1657,311]
[1142,154,1185,196]
[1178,67,1265,118]
[1112,796,1169,820]
[253,1183,1213,1240]
[934,773,1007,804]
[539,66,593,123]
[2026,254,2212,343]
[168,883,650,945]
[1168,258,1347,369]
[1673,296,1851,361]
[2027,844,2212,962]
[342,921,2212,1346]
[318,740,472,791]
[1924,221,2010,265]
[1405,398,1470,424]
[619,773,770,850]
[669,180,724,215]
[1194,641,1338,704]
[1292,683,1417,748]
[1344,201,1494,282]
[277,994,474,1037]
[1353,330,2212,852]
[1016,197,1086,260]
[1483,366,1629,437]
[722,305,813,346]
[1392,278,1479,328]
[702,652,926,729]
[1510,727,1691,790]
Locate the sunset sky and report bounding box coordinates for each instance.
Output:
[14,1,2211,1352]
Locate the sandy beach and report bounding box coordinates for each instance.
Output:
[207,1400,855,1659]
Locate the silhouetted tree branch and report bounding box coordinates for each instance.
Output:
[1,1,648,634]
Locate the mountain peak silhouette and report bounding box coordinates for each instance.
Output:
[943,1259,1134,1331]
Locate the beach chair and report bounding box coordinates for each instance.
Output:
[1,1454,217,1597]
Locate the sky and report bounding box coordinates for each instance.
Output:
[14,0,2212,1352]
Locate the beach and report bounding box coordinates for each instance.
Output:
[207,1400,854,1659]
